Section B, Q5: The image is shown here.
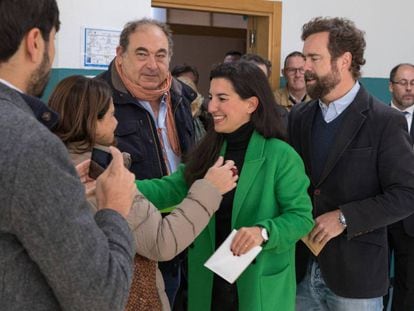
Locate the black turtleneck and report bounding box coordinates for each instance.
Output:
[211,122,254,311]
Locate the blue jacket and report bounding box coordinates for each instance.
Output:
[98,60,196,179]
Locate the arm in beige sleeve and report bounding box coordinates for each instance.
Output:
[127,179,222,261]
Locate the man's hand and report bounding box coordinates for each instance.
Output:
[75,159,96,196]
[95,146,136,218]
[203,156,238,194]
[309,209,346,245]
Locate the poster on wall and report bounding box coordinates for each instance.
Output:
[82,27,120,68]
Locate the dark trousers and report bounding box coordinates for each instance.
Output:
[159,257,182,308]
[388,221,414,311]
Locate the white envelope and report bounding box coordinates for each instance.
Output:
[204,229,262,284]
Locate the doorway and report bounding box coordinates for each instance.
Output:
[152,0,282,91]
[160,9,247,96]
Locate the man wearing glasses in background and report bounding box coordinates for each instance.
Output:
[274,51,311,111]
[387,63,414,311]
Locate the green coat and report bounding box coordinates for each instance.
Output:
[138,131,313,311]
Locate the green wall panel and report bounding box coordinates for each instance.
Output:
[360,77,391,104]
[43,68,392,105]
[279,76,391,104]
[42,68,104,102]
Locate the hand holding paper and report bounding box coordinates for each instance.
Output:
[204,229,262,284]
[302,210,346,256]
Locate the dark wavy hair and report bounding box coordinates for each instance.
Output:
[49,75,113,153]
[0,0,60,62]
[302,17,366,80]
[184,61,286,185]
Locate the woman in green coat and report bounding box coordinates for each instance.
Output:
[138,61,314,311]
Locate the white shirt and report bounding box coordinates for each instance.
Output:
[0,78,23,93]
[391,101,414,133]
[139,95,181,174]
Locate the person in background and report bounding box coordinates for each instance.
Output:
[137,61,314,311]
[289,17,414,311]
[0,1,137,310]
[241,53,272,78]
[97,18,196,308]
[171,64,200,86]
[387,63,414,311]
[172,64,207,141]
[223,50,242,63]
[274,51,311,111]
[48,75,238,310]
[241,53,288,131]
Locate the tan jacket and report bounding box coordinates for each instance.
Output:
[69,147,223,311]
[274,87,311,111]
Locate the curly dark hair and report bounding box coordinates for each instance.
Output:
[302,17,366,80]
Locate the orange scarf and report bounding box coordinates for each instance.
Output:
[115,60,181,157]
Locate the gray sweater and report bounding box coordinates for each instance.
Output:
[0,82,135,310]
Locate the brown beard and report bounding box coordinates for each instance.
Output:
[27,47,51,98]
[305,62,341,100]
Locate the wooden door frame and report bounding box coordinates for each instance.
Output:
[152,0,282,89]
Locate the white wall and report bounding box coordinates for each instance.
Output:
[281,0,414,78]
[54,0,414,79]
[55,0,151,68]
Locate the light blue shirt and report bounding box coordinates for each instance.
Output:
[140,95,180,174]
[318,82,360,123]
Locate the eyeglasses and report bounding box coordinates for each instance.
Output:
[285,67,305,75]
[391,79,414,87]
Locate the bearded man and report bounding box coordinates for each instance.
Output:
[0,0,137,309]
[288,17,414,311]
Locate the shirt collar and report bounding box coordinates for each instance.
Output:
[138,93,167,122]
[288,92,307,105]
[318,82,360,121]
[391,101,414,115]
[0,78,23,93]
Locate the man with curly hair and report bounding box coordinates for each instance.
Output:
[289,17,414,311]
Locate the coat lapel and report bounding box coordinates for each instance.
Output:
[316,87,370,186]
[231,131,265,226]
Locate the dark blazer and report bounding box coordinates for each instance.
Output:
[391,104,414,236]
[289,85,414,298]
